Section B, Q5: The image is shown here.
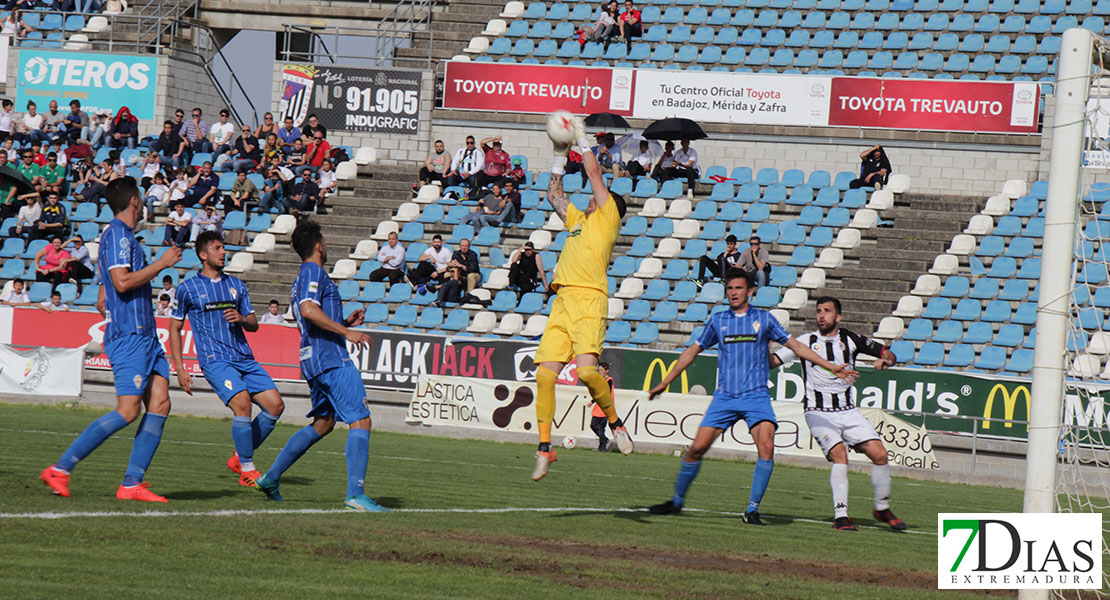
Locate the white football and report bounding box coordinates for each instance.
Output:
[546,111,577,145]
[561,436,577,450]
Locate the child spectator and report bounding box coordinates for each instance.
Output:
[259,299,285,324]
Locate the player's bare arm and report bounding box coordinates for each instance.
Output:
[768,353,783,369]
[298,299,371,347]
[167,317,193,395]
[547,171,571,222]
[580,145,610,212]
[109,246,182,294]
[648,343,703,399]
[784,337,859,381]
[95,284,105,316]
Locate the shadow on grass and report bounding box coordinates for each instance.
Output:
[164,489,239,501]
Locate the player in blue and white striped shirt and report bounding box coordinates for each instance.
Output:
[168,230,285,487]
[253,220,389,512]
[41,177,183,503]
[646,270,856,525]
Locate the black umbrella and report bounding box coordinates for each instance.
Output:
[642,117,707,141]
[0,165,35,195]
[584,112,631,129]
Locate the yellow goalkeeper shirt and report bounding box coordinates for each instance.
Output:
[551,198,620,295]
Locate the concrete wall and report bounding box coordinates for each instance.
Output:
[429,117,1043,198]
[268,62,434,165]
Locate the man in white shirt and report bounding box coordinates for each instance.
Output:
[673,137,700,194]
[444,135,484,192]
[40,290,70,312]
[163,201,192,247]
[1,279,30,305]
[259,299,285,324]
[209,109,235,156]
[627,140,653,179]
[591,132,625,177]
[368,231,406,284]
[9,194,41,239]
[190,204,223,242]
[407,234,453,292]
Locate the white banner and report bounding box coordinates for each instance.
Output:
[632,70,831,126]
[0,344,84,396]
[408,374,937,468]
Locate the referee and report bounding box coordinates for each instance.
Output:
[647,270,856,524]
[769,296,908,532]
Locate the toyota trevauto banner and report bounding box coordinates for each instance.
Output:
[16,50,158,120]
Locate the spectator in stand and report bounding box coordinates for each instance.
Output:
[415,139,450,191]
[30,140,48,166]
[166,168,189,208]
[259,167,285,214]
[444,135,483,193]
[693,234,742,286]
[0,170,16,220]
[431,264,466,307]
[300,114,326,142]
[617,0,642,51]
[152,119,187,168]
[277,116,301,153]
[462,184,505,228]
[626,140,653,179]
[593,132,625,177]
[673,137,699,194]
[508,241,547,294]
[473,135,511,194]
[498,179,522,225]
[1,138,15,162]
[227,125,260,172]
[62,235,96,286]
[580,2,617,47]
[255,112,277,140]
[737,236,769,287]
[158,275,176,304]
[180,107,211,155]
[1,279,30,306]
[185,161,220,207]
[285,169,319,216]
[33,236,72,290]
[143,172,169,222]
[304,130,331,175]
[170,108,185,136]
[652,140,676,182]
[0,99,14,143]
[17,148,42,191]
[42,100,64,142]
[107,105,138,149]
[506,157,527,189]
[87,109,111,147]
[369,231,406,284]
[208,109,235,156]
[40,152,66,196]
[190,203,222,242]
[39,290,71,312]
[260,133,281,159]
[0,10,34,38]
[259,299,284,324]
[154,294,174,317]
[266,152,294,196]
[48,139,67,168]
[32,191,68,241]
[286,138,308,175]
[449,237,481,291]
[163,201,192,247]
[15,100,48,146]
[317,159,337,204]
[139,150,161,188]
[407,234,452,292]
[850,145,892,190]
[227,169,258,214]
[61,100,89,144]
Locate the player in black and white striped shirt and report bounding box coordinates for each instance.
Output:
[770,296,907,532]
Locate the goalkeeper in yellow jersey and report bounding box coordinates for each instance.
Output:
[532,113,632,481]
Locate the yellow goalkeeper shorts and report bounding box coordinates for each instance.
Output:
[534,285,608,365]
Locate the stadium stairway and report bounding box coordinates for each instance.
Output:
[397,0,508,63]
[801,193,984,334]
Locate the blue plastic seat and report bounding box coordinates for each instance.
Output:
[914,342,944,366]
[649,301,680,323]
[922,297,952,320]
[643,279,670,301]
[516,292,544,314]
[981,300,1012,323]
[944,344,975,367]
[786,246,815,267]
[933,320,963,343]
[963,321,994,345]
[994,324,1024,348]
[627,236,654,257]
[903,319,933,341]
[1006,349,1033,373]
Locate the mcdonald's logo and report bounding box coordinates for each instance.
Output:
[982,384,1030,430]
[642,358,689,394]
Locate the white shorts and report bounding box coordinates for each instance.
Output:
[805,408,880,458]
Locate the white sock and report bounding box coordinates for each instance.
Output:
[240,460,256,473]
[830,463,849,518]
[871,463,891,511]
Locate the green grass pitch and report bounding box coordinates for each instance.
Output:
[0,403,1019,599]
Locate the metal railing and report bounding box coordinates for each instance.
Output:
[278,0,435,67]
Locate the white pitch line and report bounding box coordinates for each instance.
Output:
[0,505,937,535]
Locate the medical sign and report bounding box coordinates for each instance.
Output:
[16,50,158,120]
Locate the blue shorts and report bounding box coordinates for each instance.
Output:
[105,334,170,397]
[700,392,778,432]
[307,365,370,424]
[200,359,277,406]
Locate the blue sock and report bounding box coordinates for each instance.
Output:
[345,428,370,498]
[265,425,322,482]
[122,413,167,487]
[747,458,774,513]
[672,460,702,507]
[57,410,129,472]
[251,412,279,449]
[231,416,253,463]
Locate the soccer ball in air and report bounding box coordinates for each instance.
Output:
[546,111,578,146]
[561,436,577,450]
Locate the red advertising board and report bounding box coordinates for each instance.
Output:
[442,62,633,115]
[8,308,305,380]
[827,78,1039,133]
